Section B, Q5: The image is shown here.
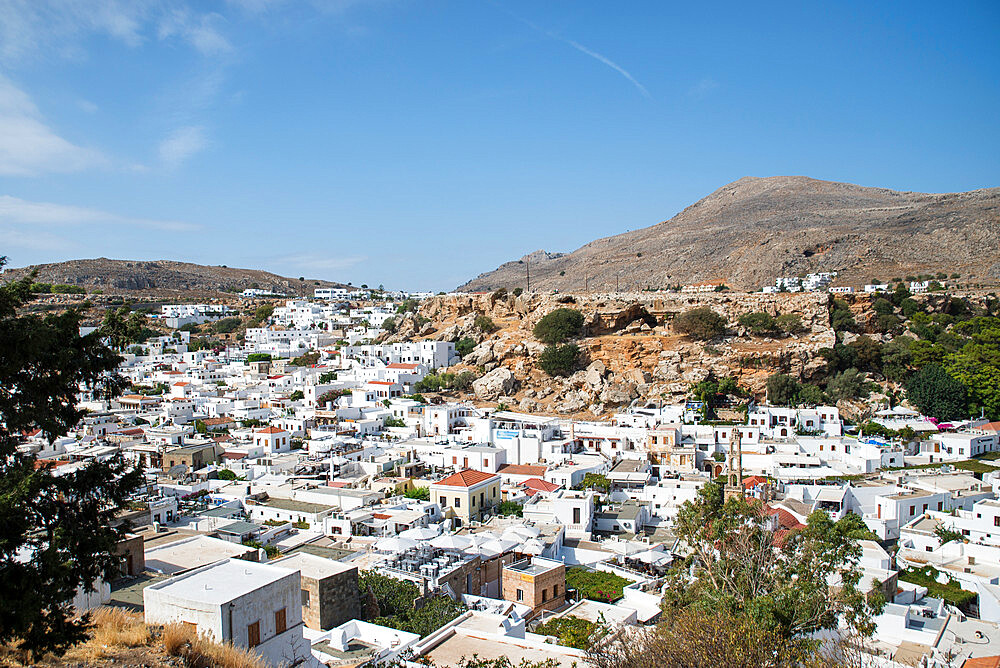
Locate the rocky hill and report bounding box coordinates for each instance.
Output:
[459,176,1000,292]
[1,258,346,295]
[389,290,838,417]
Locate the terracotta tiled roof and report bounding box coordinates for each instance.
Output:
[255,426,287,434]
[764,505,806,530]
[498,464,548,477]
[434,469,499,488]
[980,421,1000,432]
[522,478,561,493]
[202,417,234,426]
[742,475,769,489]
[964,657,1000,668]
[386,363,419,370]
[367,381,396,386]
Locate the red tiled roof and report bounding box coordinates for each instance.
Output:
[742,475,769,489]
[434,469,499,488]
[498,464,548,477]
[764,505,806,530]
[222,452,246,459]
[328,481,351,488]
[373,513,393,520]
[173,382,190,386]
[386,363,419,370]
[367,381,396,386]
[522,478,561,493]
[202,417,234,426]
[980,422,1000,432]
[964,657,1000,668]
[255,426,288,434]
[120,428,145,436]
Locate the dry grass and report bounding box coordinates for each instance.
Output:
[161,623,266,668]
[88,607,153,648]
[1,610,266,668]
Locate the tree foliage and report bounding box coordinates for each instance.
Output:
[674,307,727,340]
[497,500,523,517]
[905,363,968,420]
[533,308,584,344]
[538,343,580,376]
[358,571,466,637]
[663,482,883,648]
[0,259,143,657]
[404,486,429,500]
[738,311,777,336]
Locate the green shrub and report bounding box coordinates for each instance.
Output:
[776,313,804,334]
[538,343,579,376]
[533,616,595,649]
[674,307,727,340]
[565,567,631,602]
[455,337,475,357]
[906,364,968,420]
[246,353,272,363]
[497,501,523,517]
[738,311,777,336]
[474,314,496,333]
[766,373,800,406]
[404,486,430,500]
[212,317,242,334]
[533,308,584,344]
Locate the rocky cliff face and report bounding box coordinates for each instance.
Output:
[459,176,1000,292]
[389,291,839,417]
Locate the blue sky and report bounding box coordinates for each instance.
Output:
[1,0,998,291]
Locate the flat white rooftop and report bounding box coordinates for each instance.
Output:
[146,558,296,605]
[144,535,256,574]
[273,552,355,579]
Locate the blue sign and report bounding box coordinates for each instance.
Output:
[494,429,520,439]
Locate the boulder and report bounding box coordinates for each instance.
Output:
[472,367,518,400]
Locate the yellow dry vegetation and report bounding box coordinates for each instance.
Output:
[0,607,266,668]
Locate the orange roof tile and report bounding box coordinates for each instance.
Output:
[255,426,288,434]
[386,363,419,370]
[523,478,561,493]
[434,469,499,488]
[498,464,548,477]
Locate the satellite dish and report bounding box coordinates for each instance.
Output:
[167,464,188,477]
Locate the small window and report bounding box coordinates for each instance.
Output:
[247,621,261,648]
[542,589,548,602]
[553,584,559,596]
[455,497,461,508]
[275,608,287,634]
[302,589,310,606]
[516,588,524,602]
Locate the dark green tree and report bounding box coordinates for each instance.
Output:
[0,260,142,657]
[766,373,800,406]
[538,343,580,376]
[533,308,585,344]
[673,307,727,341]
[738,311,777,336]
[905,364,968,420]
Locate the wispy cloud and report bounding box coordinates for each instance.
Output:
[0,195,199,231]
[0,75,106,176]
[0,0,236,64]
[688,77,719,99]
[157,8,232,56]
[504,11,650,99]
[158,125,208,168]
